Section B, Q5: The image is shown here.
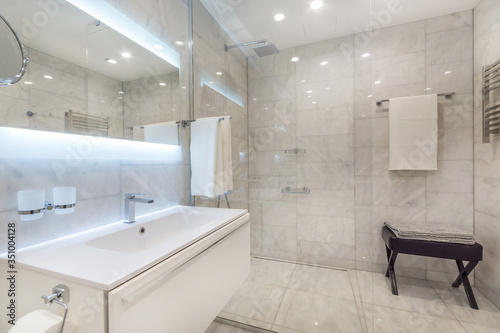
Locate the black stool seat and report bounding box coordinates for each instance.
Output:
[382,226,483,309]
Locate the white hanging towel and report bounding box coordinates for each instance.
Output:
[389,94,438,170]
[144,121,179,145]
[190,116,232,197]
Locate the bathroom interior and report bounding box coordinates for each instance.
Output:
[0,0,500,332]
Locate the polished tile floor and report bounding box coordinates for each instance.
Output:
[205,258,500,333]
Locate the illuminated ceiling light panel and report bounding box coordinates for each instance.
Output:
[66,0,180,68]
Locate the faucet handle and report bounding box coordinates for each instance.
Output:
[124,193,145,199]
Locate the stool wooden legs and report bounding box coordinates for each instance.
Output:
[452,260,479,310]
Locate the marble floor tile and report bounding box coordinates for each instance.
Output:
[363,272,456,319]
[370,304,467,333]
[460,322,500,333]
[288,264,354,300]
[247,258,296,288]
[429,281,500,329]
[221,281,286,326]
[273,289,363,332]
[205,321,257,333]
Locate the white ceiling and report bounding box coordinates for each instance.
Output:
[201,0,481,54]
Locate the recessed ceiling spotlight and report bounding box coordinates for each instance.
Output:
[307,90,313,94]
[121,52,131,58]
[274,13,285,21]
[216,71,223,76]
[159,82,166,86]
[291,57,299,62]
[320,61,328,66]
[361,53,371,58]
[43,75,53,79]
[154,44,163,50]
[105,58,117,64]
[175,41,184,46]
[444,70,452,74]
[311,1,323,9]
[118,91,124,94]
[374,80,381,84]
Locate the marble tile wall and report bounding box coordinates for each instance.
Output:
[473,0,500,309]
[0,0,190,250]
[248,10,474,281]
[192,0,249,210]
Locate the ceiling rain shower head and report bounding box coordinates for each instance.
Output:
[252,43,279,57]
[224,39,280,57]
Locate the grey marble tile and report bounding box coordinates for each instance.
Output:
[426,60,473,95]
[430,281,500,329]
[369,21,425,60]
[371,304,466,333]
[273,289,363,332]
[296,78,354,110]
[251,223,297,254]
[297,215,355,246]
[426,27,473,66]
[288,265,354,300]
[426,192,473,226]
[297,106,354,136]
[426,160,473,193]
[221,281,286,325]
[246,258,295,288]
[426,11,472,34]
[249,74,295,103]
[372,52,425,88]
[460,322,500,333]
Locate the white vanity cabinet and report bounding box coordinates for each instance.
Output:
[0,207,251,333]
[108,222,250,333]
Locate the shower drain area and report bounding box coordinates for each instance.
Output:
[206,257,366,333]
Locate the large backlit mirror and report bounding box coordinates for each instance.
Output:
[0,0,182,145]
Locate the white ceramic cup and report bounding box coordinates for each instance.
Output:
[53,187,76,214]
[18,189,45,221]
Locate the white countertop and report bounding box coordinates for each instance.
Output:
[0,206,249,290]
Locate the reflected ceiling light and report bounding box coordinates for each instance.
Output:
[216,71,223,75]
[367,94,373,98]
[118,91,124,94]
[24,81,33,85]
[320,61,328,65]
[444,70,452,74]
[43,75,53,79]
[154,44,163,49]
[121,52,131,58]
[159,82,166,86]
[291,57,299,62]
[274,13,285,21]
[307,95,312,98]
[312,101,317,104]
[300,79,306,83]
[252,98,257,101]
[105,58,117,64]
[425,87,432,91]
[361,53,371,58]
[307,90,312,93]
[175,41,184,46]
[208,81,214,84]
[311,1,323,9]
[374,80,381,84]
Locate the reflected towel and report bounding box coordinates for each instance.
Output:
[190,117,232,197]
[8,309,79,333]
[389,94,438,170]
[384,222,475,245]
[144,121,179,145]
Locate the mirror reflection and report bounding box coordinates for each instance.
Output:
[0,14,28,86]
[0,0,181,145]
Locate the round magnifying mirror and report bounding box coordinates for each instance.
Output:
[0,14,28,86]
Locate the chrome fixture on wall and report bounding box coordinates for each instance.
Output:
[17,187,76,221]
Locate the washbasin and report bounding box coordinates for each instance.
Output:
[85,212,214,253]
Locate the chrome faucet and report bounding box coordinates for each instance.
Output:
[124,193,154,223]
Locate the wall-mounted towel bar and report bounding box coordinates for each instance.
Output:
[284,148,306,154]
[376,92,455,107]
[281,186,310,194]
[176,117,231,127]
[482,58,500,143]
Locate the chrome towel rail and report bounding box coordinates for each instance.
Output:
[482,58,500,143]
[281,186,310,194]
[376,92,455,107]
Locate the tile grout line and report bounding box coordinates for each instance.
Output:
[268,257,298,331]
